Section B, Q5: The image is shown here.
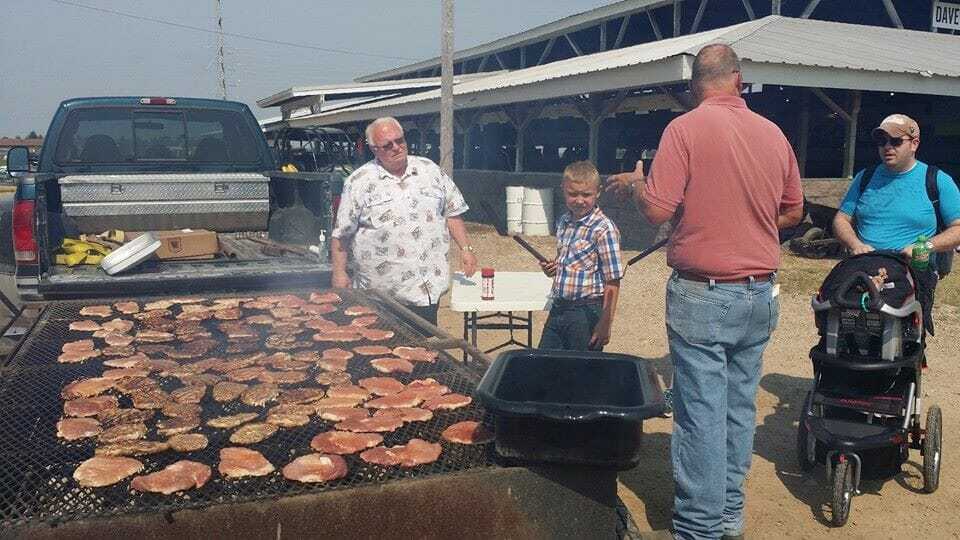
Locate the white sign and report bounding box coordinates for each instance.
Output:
[933,0,960,31]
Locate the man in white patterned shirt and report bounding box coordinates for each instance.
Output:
[330,117,478,325]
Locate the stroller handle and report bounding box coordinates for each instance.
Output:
[832,271,885,311]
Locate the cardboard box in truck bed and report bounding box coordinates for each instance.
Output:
[130,230,219,260]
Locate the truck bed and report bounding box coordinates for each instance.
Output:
[43,237,330,299]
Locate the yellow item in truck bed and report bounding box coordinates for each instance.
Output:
[57,238,113,266]
[62,242,110,256]
[98,230,125,243]
[56,252,87,266]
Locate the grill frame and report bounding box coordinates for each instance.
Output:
[0,289,497,530]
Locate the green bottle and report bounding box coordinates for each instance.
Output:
[912,235,931,271]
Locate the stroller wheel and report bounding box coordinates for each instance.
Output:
[796,394,816,472]
[923,405,942,494]
[831,458,854,527]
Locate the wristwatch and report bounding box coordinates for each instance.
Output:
[461,245,475,253]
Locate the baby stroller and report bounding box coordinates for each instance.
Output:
[795,252,942,526]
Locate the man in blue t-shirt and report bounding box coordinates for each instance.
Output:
[834,113,960,334]
[834,114,960,259]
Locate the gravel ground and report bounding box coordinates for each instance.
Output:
[439,223,959,539]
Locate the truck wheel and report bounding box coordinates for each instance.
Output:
[923,405,942,494]
[831,458,854,527]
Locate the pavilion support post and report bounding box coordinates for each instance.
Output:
[570,90,628,166]
[797,90,809,177]
[843,90,862,178]
[413,117,436,157]
[588,121,601,164]
[455,110,480,169]
[462,129,472,169]
[515,129,526,172]
[502,103,544,173]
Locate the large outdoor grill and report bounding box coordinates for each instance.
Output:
[0,289,621,538]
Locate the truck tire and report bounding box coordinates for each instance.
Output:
[269,205,320,246]
[615,496,642,540]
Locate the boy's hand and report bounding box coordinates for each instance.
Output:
[604,160,644,197]
[589,317,612,349]
[540,259,557,277]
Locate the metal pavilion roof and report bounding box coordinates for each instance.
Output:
[283,16,960,127]
[355,0,674,82]
[257,72,502,109]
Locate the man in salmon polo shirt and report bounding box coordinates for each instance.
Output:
[608,44,803,540]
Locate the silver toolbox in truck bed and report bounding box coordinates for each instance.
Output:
[59,173,269,232]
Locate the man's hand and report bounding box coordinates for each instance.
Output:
[460,249,478,277]
[851,242,875,256]
[589,317,612,350]
[540,259,558,277]
[331,270,351,289]
[900,245,915,261]
[604,160,644,197]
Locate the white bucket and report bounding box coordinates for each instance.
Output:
[505,185,525,235]
[522,187,553,236]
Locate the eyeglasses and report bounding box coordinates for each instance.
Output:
[370,136,407,152]
[873,134,913,148]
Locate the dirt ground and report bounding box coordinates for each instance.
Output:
[440,223,959,539]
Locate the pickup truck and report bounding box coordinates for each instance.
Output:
[4,96,342,301]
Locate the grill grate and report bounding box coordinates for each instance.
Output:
[0,290,496,529]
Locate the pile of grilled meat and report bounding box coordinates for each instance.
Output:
[55,292,493,494]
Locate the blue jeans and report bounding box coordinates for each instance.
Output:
[538,302,603,351]
[666,272,778,540]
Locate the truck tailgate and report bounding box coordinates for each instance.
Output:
[40,259,331,299]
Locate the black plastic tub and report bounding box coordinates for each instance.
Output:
[476,349,666,469]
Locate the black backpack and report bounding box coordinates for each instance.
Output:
[857,164,953,278]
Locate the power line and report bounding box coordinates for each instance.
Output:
[48,0,417,62]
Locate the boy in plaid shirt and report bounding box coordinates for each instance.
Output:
[539,161,624,351]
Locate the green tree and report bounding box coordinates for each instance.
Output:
[27,131,39,139]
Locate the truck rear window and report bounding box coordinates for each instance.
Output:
[54,108,261,164]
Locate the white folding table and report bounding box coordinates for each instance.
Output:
[449,271,553,359]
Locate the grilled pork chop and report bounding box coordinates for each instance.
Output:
[131,460,211,494]
[218,447,275,478]
[441,421,494,444]
[310,431,382,455]
[282,454,348,483]
[74,456,143,487]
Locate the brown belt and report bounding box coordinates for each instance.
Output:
[676,271,775,284]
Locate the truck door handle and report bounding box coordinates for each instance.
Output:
[214,183,229,193]
[110,184,124,195]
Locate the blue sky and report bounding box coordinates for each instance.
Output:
[1,0,611,136]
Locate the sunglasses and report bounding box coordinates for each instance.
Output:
[371,137,407,152]
[873,134,913,148]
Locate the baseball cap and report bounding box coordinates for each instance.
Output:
[872,114,919,140]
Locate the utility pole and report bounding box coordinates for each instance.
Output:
[215,0,227,100]
[440,0,454,176]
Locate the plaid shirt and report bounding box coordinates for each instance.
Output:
[551,207,624,300]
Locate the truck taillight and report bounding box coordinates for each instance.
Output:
[139,97,177,105]
[13,200,38,263]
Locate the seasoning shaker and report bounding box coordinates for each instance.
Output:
[481,268,495,300]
